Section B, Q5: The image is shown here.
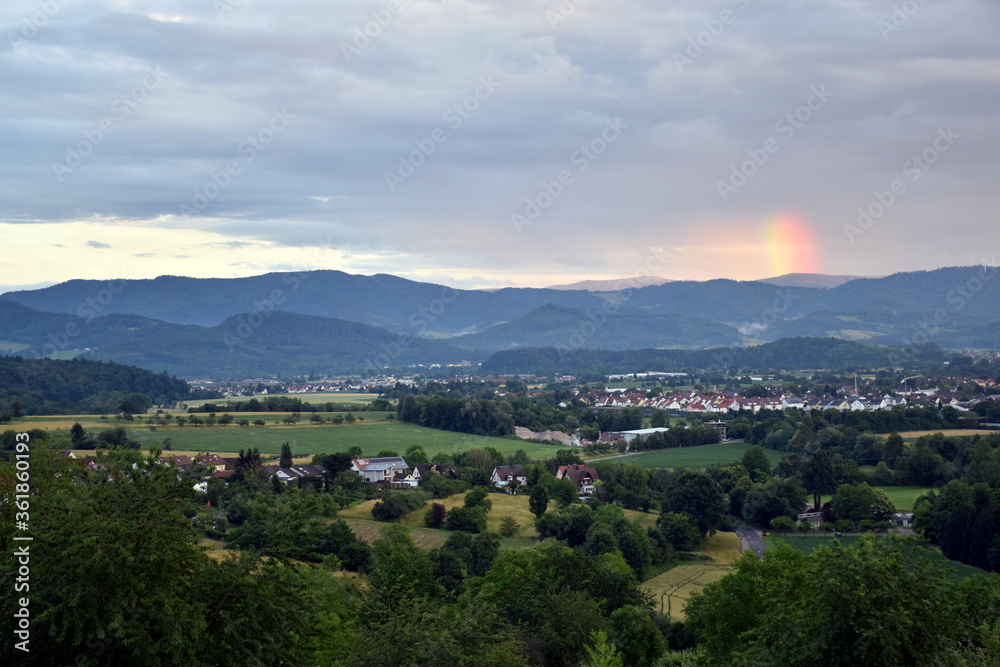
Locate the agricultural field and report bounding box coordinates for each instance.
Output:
[640,531,741,621]
[338,492,659,550]
[820,485,934,511]
[895,429,996,440]
[183,392,378,408]
[765,535,988,584]
[607,442,784,469]
[44,420,566,458]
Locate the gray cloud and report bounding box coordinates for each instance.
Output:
[2,0,998,284]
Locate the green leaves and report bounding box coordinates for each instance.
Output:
[686,535,970,666]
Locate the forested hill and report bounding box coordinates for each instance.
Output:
[0,356,190,416]
[480,337,949,375]
[2,266,998,348]
[0,301,481,378]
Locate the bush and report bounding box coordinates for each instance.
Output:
[443,506,487,533]
[424,502,447,529]
[834,519,856,533]
[371,491,427,521]
[499,515,519,538]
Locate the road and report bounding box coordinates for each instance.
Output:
[736,523,766,559]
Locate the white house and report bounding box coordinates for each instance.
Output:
[351,456,409,483]
[490,464,527,489]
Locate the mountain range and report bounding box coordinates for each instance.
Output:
[0,266,996,378]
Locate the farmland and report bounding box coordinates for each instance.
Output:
[181,392,379,408]
[820,485,934,511]
[45,418,568,459]
[640,531,741,621]
[603,442,784,469]
[337,492,659,551]
[764,535,987,583]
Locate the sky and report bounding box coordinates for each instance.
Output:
[2,0,999,293]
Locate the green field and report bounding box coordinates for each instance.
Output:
[110,421,567,458]
[606,442,784,469]
[185,392,378,408]
[820,485,934,511]
[765,535,988,584]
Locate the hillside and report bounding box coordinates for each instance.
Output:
[0,302,480,378]
[0,271,607,334]
[480,337,949,375]
[2,267,997,379]
[458,303,741,351]
[0,355,190,415]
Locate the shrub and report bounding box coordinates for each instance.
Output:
[371,491,427,521]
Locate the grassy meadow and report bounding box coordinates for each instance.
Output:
[640,531,741,621]
[764,535,987,583]
[607,442,784,469]
[337,492,660,551]
[819,485,934,511]
[33,418,566,459]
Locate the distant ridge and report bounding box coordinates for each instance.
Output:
[544,276,672,291]
[756,273,871,289]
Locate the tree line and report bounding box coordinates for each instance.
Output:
[0,356,191,416]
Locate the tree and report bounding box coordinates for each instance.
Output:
[551,476,578,507]
[771,516,796,534]
[607,605,666,667]
[499,515,520,538]
[656,512,702,551]
[802,449,837,511]
[830,482,896,524]
[405,444,429,465]
[686,536,964,666]
[280,441,293,468]
[444,506,487,533]
[529,484,550,518]
[18,449,206,663]
[739,445,772,481]
[70,421,87,446]
[424,502,447,529]
[661,471,727,536]
[464,486,493,514]
[583,631,624,667]
[743,477,807,527]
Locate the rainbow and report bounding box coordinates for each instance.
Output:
[764,214,819,276]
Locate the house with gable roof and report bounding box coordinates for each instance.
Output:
[351,456,409,484]
[555,464,600,495]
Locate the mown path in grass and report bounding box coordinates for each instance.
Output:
[640,532,742,621]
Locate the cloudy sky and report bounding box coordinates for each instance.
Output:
[2,0,998,292]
